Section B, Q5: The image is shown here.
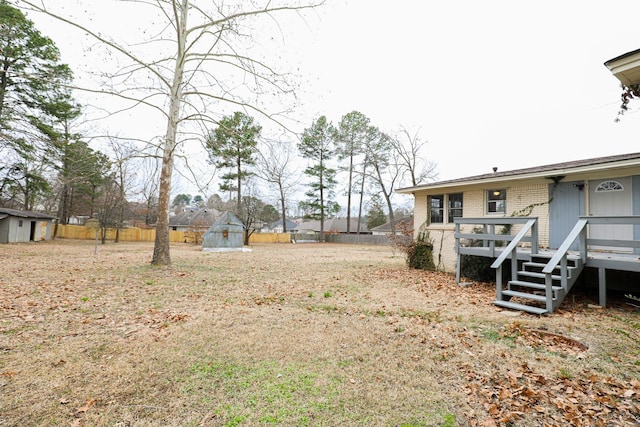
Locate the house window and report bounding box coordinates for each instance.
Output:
[595,181,623,192]
[487,189,506,214]
[429,195,444,223]
[448,193,463,223]
[18,220,23,227]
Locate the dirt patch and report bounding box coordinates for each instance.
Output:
[0,240,639,426]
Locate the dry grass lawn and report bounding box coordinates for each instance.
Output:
[0,240,639,426]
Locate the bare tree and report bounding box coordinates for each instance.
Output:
[105,138,137,242]
[391,127,438,187]
[256,137,299,232]
[136,155,160,227]
[365,127,401,233]
[18,0,323,265]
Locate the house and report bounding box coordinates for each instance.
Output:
[370,215,414,236]
[0,208,56,243]
[397,152,640,313]
[202,211,246,251]
[262,219,299,233]
[603,47,640,87]
[169,208,220,232]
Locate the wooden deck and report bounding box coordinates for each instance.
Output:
[454,216,640,313]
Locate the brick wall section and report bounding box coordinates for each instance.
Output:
[412,184,551,274]
[413,194,429,231]
[507,184,550,247]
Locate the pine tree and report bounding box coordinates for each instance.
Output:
[298,116,339,241]
[205,112,261,217]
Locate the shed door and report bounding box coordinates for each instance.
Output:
[549,181,585,249]
[589,177,632,251]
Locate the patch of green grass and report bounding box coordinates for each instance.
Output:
[609,327,631,338]
[440,413,456,427]
[304,304,339,314]
[80,296,89,302]
[479,326,517,347]
[398,411,456,427]
[307,292,313,298]
[361,309,387,317]
[323,291,332,298]
[185,359,341,425]
[479,328,501,342]
[559,368,572,379]
[611,314,640,330]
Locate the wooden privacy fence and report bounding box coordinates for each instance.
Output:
[248,232,292,243]
[55,225,292,244]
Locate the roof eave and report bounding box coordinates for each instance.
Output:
[397,158,640,194]
[605,48,640,86]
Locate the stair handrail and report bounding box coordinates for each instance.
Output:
[490,218,538,302]
[490,218,538,270]
[541,218,588,312]
[541,219,588,275]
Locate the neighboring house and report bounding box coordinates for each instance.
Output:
[370,215,414,236]
[202,211,245,251]
[262,219,299,233]
[169,208,220,232]
[397,152,640,313]
[0,208,56,243]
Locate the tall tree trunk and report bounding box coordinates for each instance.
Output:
[0,59,8,118]
[115,169,125,243]
[346,154,353,233]
[374,164,395,234]
[279,185,287,233]
[151,0,188,266]
[236,158,242,216]
[356,165,366,234]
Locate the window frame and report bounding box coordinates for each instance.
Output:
[486,189,506,214]
[447,193,463,223]
[595,180,623,192]
[429,194,444,224]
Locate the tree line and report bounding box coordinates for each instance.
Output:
[2,0,436,263]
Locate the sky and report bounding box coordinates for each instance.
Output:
[294,0,640,181]
[20,0,640,200]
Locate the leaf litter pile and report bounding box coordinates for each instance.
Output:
[0,240,638,426]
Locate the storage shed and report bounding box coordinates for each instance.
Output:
[0,208,56,243]
[202,211,245,251]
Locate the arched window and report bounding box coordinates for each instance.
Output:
[595,181,624,192]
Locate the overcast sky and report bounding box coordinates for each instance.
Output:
[292,0,640,181]
[23,0,640,189]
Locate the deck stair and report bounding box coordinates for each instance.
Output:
[494,253,583,315]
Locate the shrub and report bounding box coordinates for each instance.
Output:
[398,231,436,271]
[460,255,494,282]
